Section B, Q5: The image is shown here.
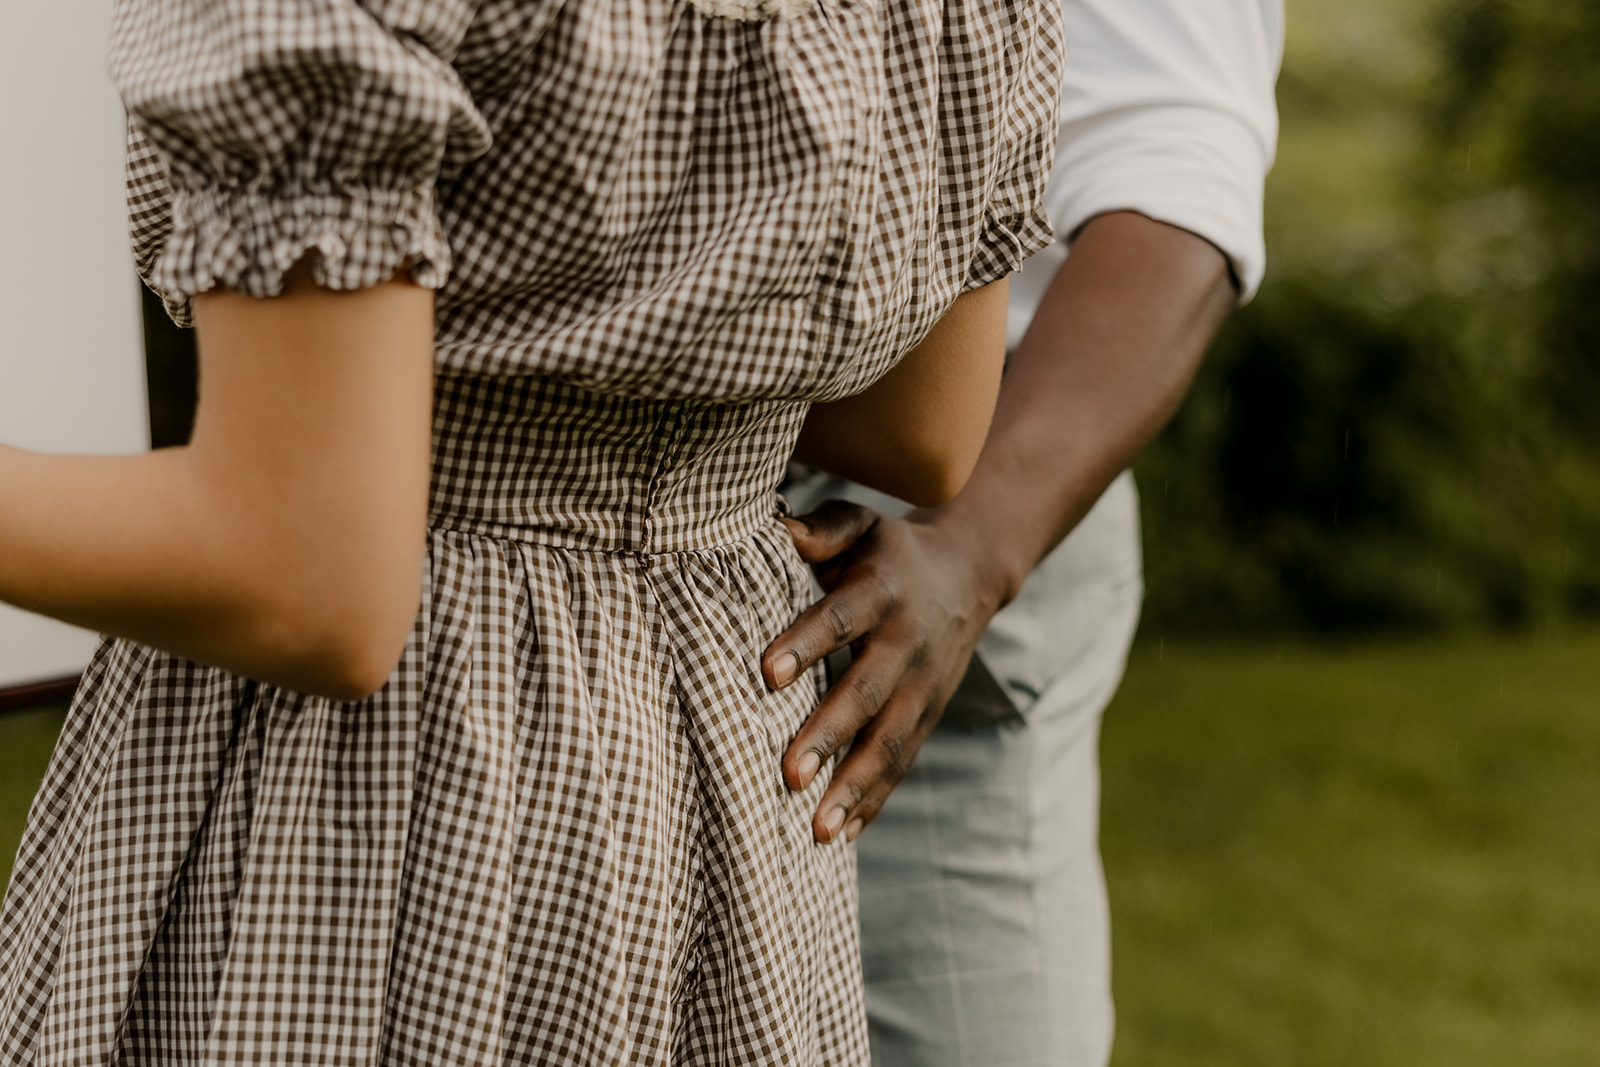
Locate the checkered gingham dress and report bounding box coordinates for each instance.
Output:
[0,0,1061,1063]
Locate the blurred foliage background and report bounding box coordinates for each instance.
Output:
[1096,2,1600,1061]
[1138,0,1600,637]
[5,1,1599,1064]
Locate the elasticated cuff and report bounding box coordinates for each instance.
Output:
[151,185,451,325]
[966,206,1056,293]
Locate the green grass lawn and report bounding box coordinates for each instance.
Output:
[0,706,66,892]
[3,631,1598,1063]
[1103,631,1600,1067]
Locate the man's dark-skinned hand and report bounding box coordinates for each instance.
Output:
[763,499,1008,844]
[762,211,1239,844]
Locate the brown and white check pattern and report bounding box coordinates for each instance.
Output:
[1,0,1062,1064]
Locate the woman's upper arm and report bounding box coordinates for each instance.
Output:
[104,0,480,694]
[186,266,436,697]
[793,279,1010,507]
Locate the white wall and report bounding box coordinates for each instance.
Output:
[0,1,148,689]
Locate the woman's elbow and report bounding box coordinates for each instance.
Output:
[796,418,988,507]
[312,628,411,703]
[253,568,419,702]
[893,435,984,507]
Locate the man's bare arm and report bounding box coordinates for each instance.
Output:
[764,211,1236,843]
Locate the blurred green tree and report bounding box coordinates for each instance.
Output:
[1136,0,1600,636]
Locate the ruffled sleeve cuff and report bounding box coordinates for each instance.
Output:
[964,205,1056,293]
[150,185,451,326]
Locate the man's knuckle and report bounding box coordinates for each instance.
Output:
[811,722,847,756]
[875,730,908,772]
[847,674,888,718]
[862,569,903,614]
[866,740,911,784]
[900,638,935,670]
[836,777,867,809]
[780,635,815,670]
[884,755,912,784]
[823,601,856,644]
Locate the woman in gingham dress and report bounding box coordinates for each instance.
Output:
[0,0,1061,1062]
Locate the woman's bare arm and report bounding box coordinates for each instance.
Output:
[792,279,1009,507]
[0,265,435,700]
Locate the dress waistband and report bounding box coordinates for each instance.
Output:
[428,375,810,554]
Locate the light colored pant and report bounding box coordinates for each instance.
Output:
[785,470,1143,1067]
[856,587,1138,1067]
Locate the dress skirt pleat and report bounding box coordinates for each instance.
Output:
[1,395,869,1065]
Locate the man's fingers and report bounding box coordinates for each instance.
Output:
[841,781,895,843]
[809,688,928,843]
[781,639,912,789]
[762,572,893,690]
[784,499,881,564]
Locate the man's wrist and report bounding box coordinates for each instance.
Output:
[910,496,1031,619]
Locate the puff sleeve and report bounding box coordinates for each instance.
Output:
[955,0,1066,292]
[1042,0,1282,302]
[112,0,493,324]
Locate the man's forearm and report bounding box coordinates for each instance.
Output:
[770,211,1241,841]
[932,210,1238,605]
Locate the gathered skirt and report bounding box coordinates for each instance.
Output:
[0,376,870,1066]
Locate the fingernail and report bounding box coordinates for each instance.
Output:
[820,806,846,841]
[781,516,810,537]
[772,651,800,687]
[844,818,865,842]
[796,750,820,787]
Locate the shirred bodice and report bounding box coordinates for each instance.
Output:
[121,0,1063,404]
[428,374,807,553]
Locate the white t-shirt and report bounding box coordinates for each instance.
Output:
[789,0,1285,712]
[995,0,1284,708]
[1008,0,1283,347]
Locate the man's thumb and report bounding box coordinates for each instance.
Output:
[783,499,879,563]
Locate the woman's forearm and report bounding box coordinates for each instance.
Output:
[0,270,436,700]
[0,445,289,677]
[794,279,1010,507]
[0,439,418,700]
